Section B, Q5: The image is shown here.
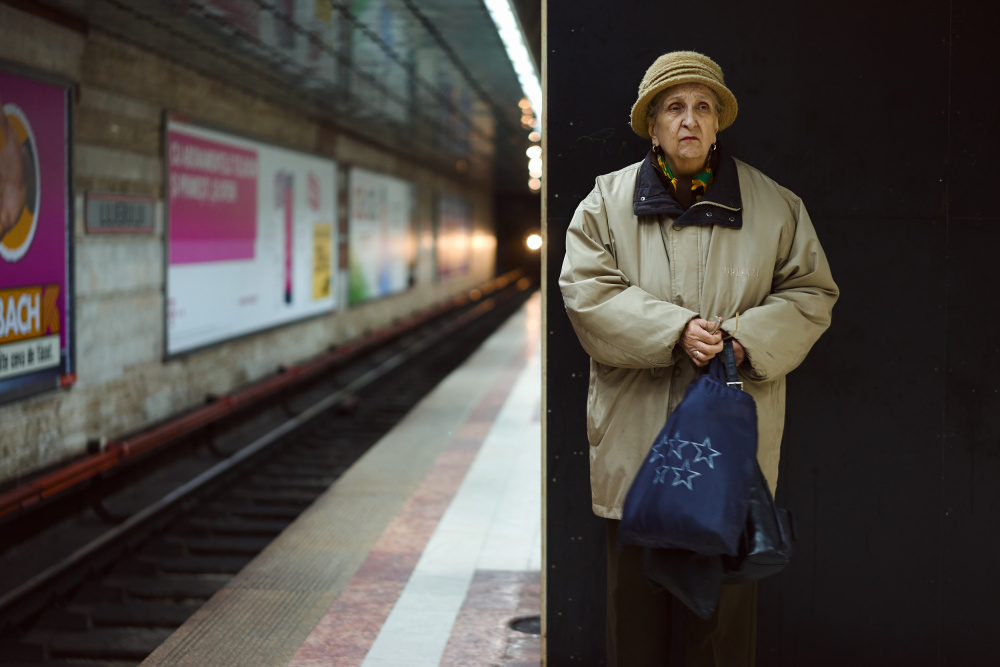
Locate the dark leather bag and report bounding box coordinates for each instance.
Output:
[722,461,796,584]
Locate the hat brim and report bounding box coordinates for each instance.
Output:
[630,76,738,139]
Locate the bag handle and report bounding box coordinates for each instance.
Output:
[722,339,742,391]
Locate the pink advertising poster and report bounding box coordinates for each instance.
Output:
[168,127,259,264]
[0,68,71,402]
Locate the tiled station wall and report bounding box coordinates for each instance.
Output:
[0,4,496,483]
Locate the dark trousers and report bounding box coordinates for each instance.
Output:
[606,520,757,667]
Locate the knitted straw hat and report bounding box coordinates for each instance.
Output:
[630,51,738,139]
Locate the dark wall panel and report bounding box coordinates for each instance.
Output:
[948,4,996,218]
[941,219,1000,666]
[762,219,947,666]
[546,0,1000,664]
[545,200,607,661]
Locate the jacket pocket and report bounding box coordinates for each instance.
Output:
[586,361,630,448]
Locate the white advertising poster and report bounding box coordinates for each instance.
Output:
[348,168,414,305]
[436,194,471,279]
[166,118,337,355]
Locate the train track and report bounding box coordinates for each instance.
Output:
[0,279,536,667]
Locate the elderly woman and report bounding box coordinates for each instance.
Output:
[559,51,838,665]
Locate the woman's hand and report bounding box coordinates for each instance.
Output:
[681,318,723,367]
[731,339,746,366]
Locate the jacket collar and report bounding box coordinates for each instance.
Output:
[632,143,743,228]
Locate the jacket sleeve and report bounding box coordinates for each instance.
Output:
[722,196,839,381]
[559,181,698,369]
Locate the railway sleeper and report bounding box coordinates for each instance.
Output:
[181,516,289,537]
[207,503,303,520]
[279,452,355,468]
[154,554,253,575]
[71,583,125,605]
[0,639,46,664]
[104,575,227,601]
[245,474,334,490]
[72,600,198,628]
[106,560,158,579]
[226,489,319,506]
[141,535,271,557]
[31,627,174,661]
[236,488,329,503]
[260,463,347,478]
[177,536,273,556]
[32,610,90,633]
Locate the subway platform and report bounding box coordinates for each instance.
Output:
[139,292,542,667]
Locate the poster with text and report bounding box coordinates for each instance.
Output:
[166,119,337,355]
[0,69,71,402]
[348,168,414,305]
[435,194,471,279]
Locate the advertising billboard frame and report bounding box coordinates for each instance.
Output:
[0,59,75,405]
[345,166,416,308]
[162,111,339,360]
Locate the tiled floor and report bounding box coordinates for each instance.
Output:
[141,294,543,667]
[290,293,542,667]
[439,571,540,666]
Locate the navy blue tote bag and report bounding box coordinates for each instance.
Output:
[619,349,757,556]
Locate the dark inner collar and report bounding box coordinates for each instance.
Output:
[633,143,743,228]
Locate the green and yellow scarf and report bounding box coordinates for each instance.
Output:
[655,151,714,203]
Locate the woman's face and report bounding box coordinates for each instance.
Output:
[647,83,719,177]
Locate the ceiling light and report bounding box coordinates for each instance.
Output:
[483,0,543,124]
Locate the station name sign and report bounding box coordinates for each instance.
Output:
[86,193,155,234]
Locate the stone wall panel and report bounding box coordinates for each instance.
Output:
[0,5,496,484]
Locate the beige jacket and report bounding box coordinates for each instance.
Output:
[559,152,838,519]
